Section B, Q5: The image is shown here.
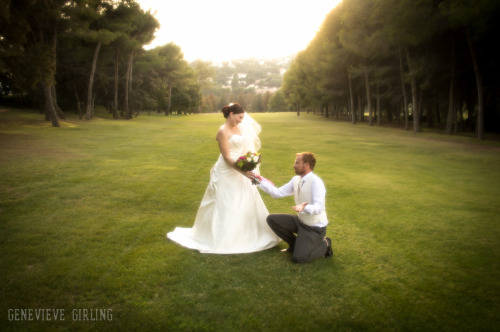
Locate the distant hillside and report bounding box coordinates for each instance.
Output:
[213,56,293,92]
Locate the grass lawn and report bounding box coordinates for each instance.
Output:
[0,107,499,331]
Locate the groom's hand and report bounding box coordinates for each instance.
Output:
[251,174,275,187]
[252,173,262,181]
[292,202,308,212]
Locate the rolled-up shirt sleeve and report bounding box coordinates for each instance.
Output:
[258,178,294,198]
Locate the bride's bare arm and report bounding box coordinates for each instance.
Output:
[216,128,234,164]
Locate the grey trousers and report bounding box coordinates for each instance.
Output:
[266,214,327,263]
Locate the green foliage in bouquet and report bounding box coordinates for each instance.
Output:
[235,151,261,171]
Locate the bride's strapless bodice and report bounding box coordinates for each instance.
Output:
[229,134,244,159]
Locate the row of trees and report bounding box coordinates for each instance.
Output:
[4,0,497,139]
[0,0,206,126]
[280,0,500,139]
[200,87,274,114]
[0,0,295,124]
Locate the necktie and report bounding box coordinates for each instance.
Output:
[298,179,304,194]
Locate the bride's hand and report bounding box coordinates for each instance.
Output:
[244,171,255,180]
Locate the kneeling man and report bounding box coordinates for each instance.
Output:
[255,152,332,263]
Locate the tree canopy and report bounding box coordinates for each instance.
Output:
[0,0,201,123]
[1,0,499,138]
[282,0,500,139]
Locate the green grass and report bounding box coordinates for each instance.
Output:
[1,107,499,331]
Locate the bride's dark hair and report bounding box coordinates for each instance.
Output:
[221,103,244,118]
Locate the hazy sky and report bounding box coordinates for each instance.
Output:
[137,0,342,63]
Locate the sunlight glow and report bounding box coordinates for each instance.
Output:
[137,0,342,63]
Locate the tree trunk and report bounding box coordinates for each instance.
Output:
[125,50,134,120]
[48,25,65,122]
[51,85,65,119]
[92,93,96,119]
[296,103,300,116]
[399,48,409,130]
[418,90,423,127]
[357,89,363,122]
[348,71,356,124]
[466,28,484,140]
[437,98,441,124]
[446,37,456,135]
[73,84,83,120]
[49,28,65,120]
[124,59,129,118]
[405,47,420,132]
[365,70,372,126]
[113,47,119,119]
[345,94,350,121]
[86,41,101,120]
[376,82,381,126]
[43,83,60,127]
[166,83,172,116]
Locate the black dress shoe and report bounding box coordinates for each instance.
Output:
[324,237,333,258]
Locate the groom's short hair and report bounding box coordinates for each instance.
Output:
[297,152,316,170]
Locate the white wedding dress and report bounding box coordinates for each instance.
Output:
[167,114,280,254]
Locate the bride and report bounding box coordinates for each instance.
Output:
[167,103,280,253]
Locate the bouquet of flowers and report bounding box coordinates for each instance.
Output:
[235,151,261,184]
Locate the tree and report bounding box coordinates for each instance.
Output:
[268,0,499,137]
[62,0,117,120]
[121,2,158,119]
[0,0,72,127]
[191,60,216,112]
[282,53,311,115]
[268,90,291,112]
[439,0,500,139]
[141,43,199,115]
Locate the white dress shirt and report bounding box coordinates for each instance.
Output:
[258,172,328,227]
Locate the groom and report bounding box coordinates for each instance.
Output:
[255,152,333,263]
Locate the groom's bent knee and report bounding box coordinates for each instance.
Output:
[266,215,277,227]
